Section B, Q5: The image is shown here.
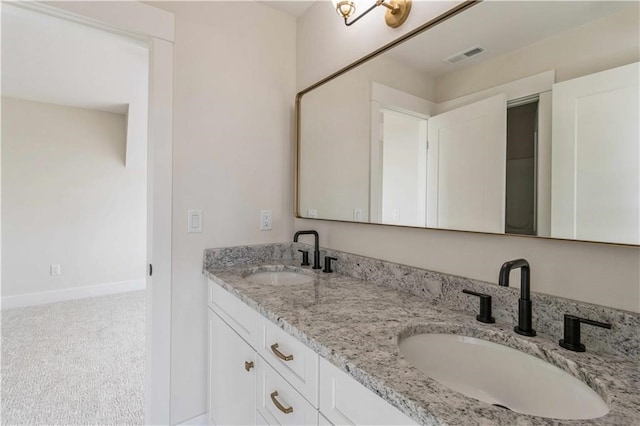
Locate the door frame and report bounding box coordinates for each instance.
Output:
[1,2,175,424]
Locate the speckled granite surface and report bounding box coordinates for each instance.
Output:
[203,243,640,425]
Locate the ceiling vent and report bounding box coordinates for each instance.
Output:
[444,46,485,64]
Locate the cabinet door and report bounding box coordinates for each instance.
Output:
[209,310,256,426]
[319,358,417,425]
[318,412,332,426]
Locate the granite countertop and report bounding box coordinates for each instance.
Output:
[204,261,640,425]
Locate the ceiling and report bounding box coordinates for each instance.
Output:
[260,1,316,17]
[386,1,636,77]
[1,3,149,167]
[1,3,148,114]
[6,1,631,110]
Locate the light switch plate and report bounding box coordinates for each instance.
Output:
[188,210,203,233]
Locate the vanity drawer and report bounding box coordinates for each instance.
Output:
[258,317,319,407]
[208,279,258,348]
[256,356,318,426]
[319,357,418,425]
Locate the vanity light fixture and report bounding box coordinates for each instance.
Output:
[331,0,412,28]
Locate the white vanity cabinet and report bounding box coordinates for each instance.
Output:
[207,278,418,426]
[208,281,259,426]
[256,355,319,425]
[319,357,418,425]
[208,279,316,426]
[208,310,256,426]
[258,317,319,405]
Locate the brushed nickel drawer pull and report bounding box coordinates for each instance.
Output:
[270,343,294,361]
[270,391,293,414]
[244,361,254,372]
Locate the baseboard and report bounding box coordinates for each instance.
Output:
[176,413,208,426]
[1,279,146,310]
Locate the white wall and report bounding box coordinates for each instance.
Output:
[148,2,296,424]
[1,97,146,300]
[299,54,433,222]
[296,2,640,313]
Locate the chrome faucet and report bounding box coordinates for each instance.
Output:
[499,258,536,336]
[293,230,321,270]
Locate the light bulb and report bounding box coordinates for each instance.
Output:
[331,0,356,18]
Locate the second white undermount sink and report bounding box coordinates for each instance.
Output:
[398,333,609,420]
[244,270,314,285]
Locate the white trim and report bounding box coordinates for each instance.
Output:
[437,70,555,113]
[537,91,553,238]
[19,1,175,43]
[371,81,436,117]
[177,413,208,426]
[1,279,146,310]
[145,36,174,425]
[370,101,383,223]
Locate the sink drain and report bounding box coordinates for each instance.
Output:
[492,404,512,411]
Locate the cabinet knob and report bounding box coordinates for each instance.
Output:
[244,361,254,372]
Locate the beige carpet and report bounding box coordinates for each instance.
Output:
[1,291,145,425]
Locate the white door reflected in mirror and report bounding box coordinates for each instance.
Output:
[426,93,507,233]
[551,62,639,245]
[379,109,427,227]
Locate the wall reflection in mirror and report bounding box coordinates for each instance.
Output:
[297,1,639,245]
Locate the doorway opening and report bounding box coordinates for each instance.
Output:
[505,97,539,236]
[2,4,150,424]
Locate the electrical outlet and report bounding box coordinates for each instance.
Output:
[307,209,317,218]
[393,208,400,222]
[354,208,362,222]
[260,210,272,231]
[50,264,61,276]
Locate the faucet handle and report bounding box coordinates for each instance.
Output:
[559,314,611,352]
[323,256,337,273]
[298,249,310,266]
[462,289,495,324]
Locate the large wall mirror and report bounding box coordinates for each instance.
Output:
[297,1,639,246]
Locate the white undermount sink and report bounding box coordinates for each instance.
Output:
[398,333,609,420]
[244,270,314,285]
